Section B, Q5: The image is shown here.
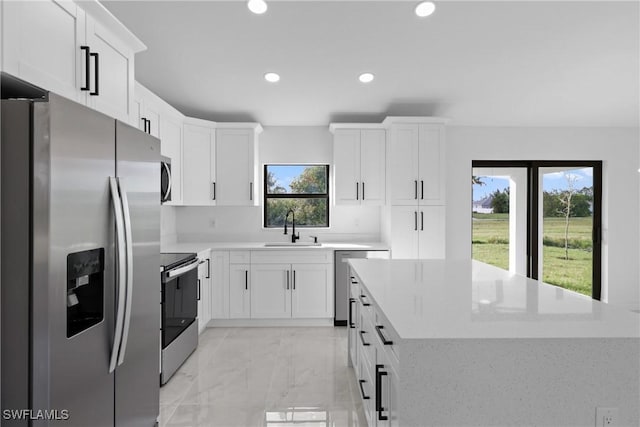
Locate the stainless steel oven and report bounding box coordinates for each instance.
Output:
[161,156,171,204]
[160,253,199,384]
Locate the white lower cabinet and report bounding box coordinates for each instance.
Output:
[250,262,332,318]
[250,264,291,318]
[210,251,230,319]
[229,263,251,319]
[196,250,212,334]
[291,263,332,318]
[351,270,399,427]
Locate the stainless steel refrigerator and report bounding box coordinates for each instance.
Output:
[1,89,160,426]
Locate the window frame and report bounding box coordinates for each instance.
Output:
[472,160,602,300]
[263,164,330,228]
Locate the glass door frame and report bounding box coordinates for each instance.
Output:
[472,160,602,300]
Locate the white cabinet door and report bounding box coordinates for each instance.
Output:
[215,129,255,206]
[360,129,386,206]
[229,264,251,319]
[418,125,445,205]
[131,93,144,131]
[182,124,215,205]
[291,263,332,318]
[2,0,86,103]
[333,129,361,205]
[418,206,446,259]
[390,205,419,259]
[160,112,184,204]
[197,257,210,334]
[142,98,161,138]
[250,264,291,318]
[210,251,230,319]
[85,16,134,123]
[388,124,420,206]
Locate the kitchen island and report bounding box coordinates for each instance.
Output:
[347,259,640,426]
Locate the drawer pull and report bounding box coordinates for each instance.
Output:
[376,364,389,421]
[359,295,371,307]
[348,298,356,328]
[358,379,370,400]
[375,325,393,345]
[359,330,370,346]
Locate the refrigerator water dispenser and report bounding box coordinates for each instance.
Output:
[67,248,105,337]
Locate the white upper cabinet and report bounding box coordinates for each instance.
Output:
[331,125,386,206]
[84,14,135,123]
[182,120,261,207]
[386,119,446,206]
[183,120,216,206]
[2,0,145,123]
[133,82,185,204]
[2,0,86,103]
[216,128,259,206]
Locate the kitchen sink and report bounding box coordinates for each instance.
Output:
[263,242,322,247]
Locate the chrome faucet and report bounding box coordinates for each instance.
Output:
[283,209,300,243]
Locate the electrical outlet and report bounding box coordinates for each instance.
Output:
[209,219,216,228]
[595,407,618,426]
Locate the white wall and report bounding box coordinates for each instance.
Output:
[446,126,640,310]
[161,205,177,245]
[175,126,382,242]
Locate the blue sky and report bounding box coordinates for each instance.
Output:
[268,165,306,191]
[472,167,593,201]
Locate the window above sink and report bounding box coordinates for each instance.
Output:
[264,164,330,228]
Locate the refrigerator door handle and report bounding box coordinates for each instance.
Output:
[108,177,127,373]
[117,178,134,366]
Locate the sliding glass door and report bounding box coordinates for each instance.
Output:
[472,161,602,299]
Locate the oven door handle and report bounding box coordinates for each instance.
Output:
[167,259,202,279]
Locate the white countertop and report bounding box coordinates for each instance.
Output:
[348,259,640,340]
[161,241,389,254]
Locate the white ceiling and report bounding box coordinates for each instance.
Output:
[103,1,639,127]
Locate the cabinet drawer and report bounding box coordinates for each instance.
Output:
[358,285,374,318]
[375,309,400,366]
[250,250,331,264]
[229,250,251,264]
[359,311,376,369]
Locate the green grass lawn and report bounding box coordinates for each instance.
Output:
[472,214,593,296]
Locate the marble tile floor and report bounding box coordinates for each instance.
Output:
[159,327,367,427]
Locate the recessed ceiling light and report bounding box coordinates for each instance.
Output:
[359,73,375,83]
[264,72,280,83]
[248,0,267,15]
[415,1,436,18]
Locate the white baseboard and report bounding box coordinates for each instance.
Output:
[207,318,334,327]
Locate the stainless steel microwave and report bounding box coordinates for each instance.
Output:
[161,156,171,204]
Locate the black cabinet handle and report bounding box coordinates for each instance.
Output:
[250,182,253,201]
[421,211,424,231]
[90,52,99,96]
[376,364,388,420]
[359,295,370,307]
[362,182,365,200]
[197,279,201,301]
[146,119,151,134]
[375,325,393,345]
[286,270,290,290]
[245,270,248,290]
[358,379,370,400]
[421,180,424,200]
[80,46,91,91]
[414,180,418,199]
[348,298,356,328]
[293,270,296,290]
[212,182,216,200]
[206,258,210,279]
[356,182,359,200]
[359,330,370,346]
[414,211,418,231]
